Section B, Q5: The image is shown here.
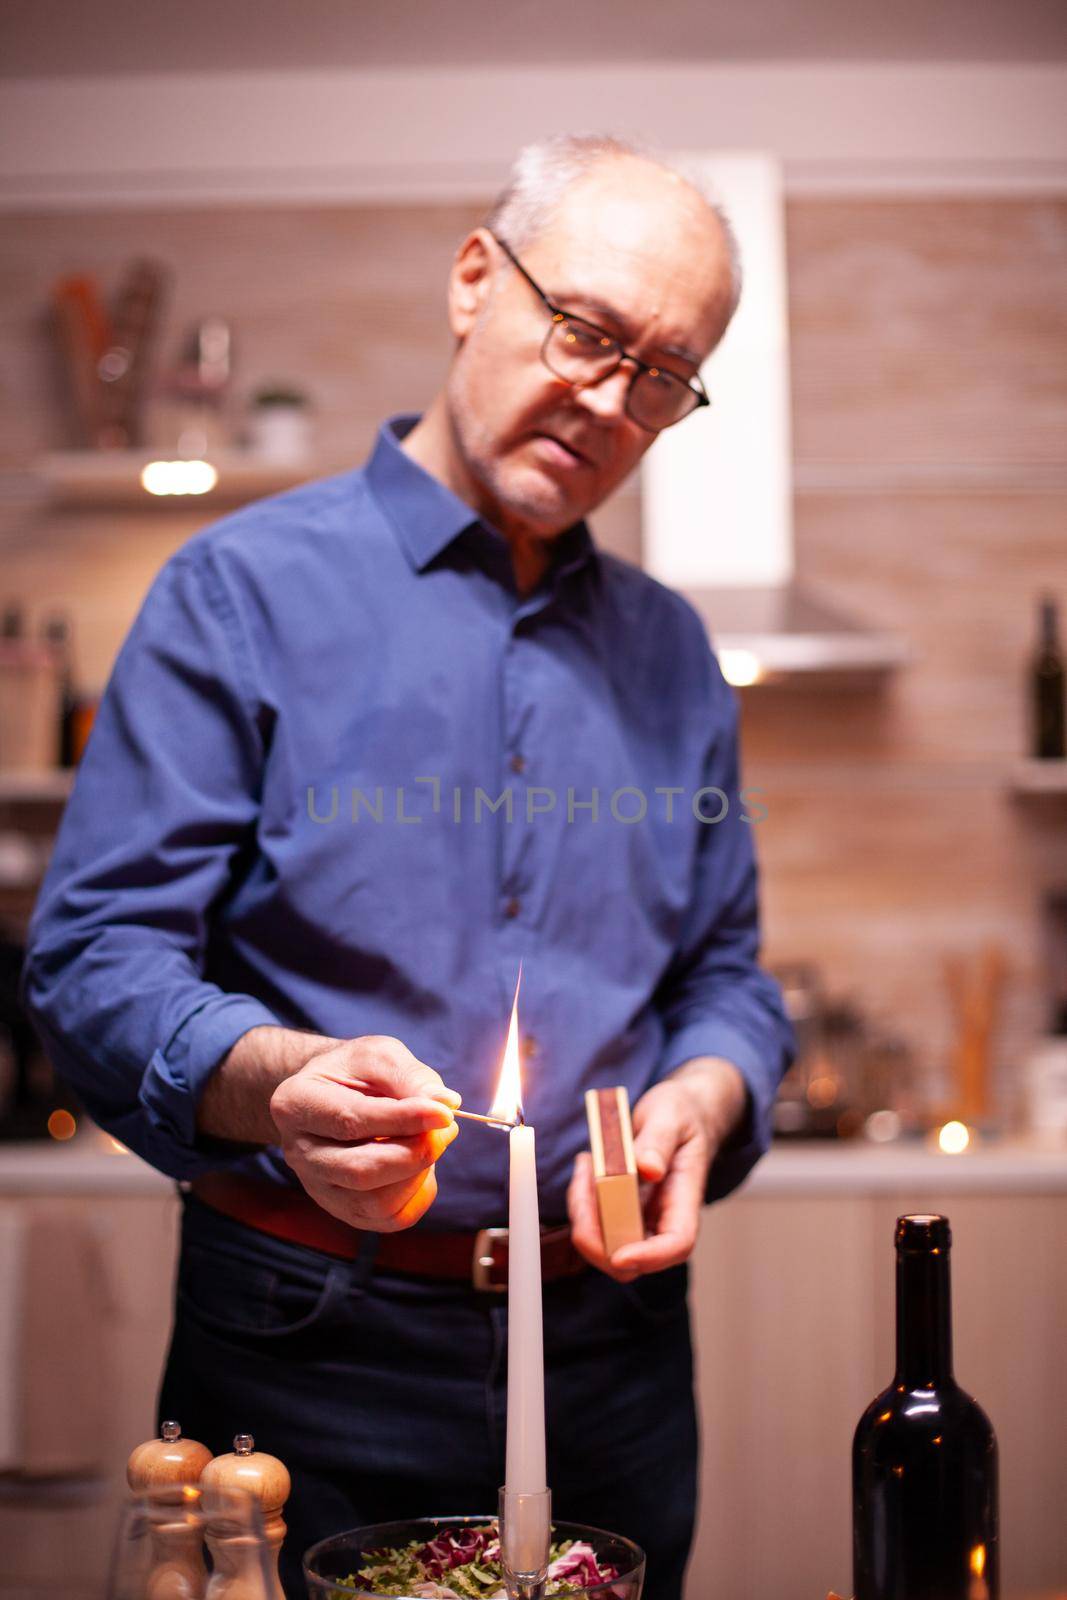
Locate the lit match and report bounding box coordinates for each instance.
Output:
[452,1108,519,1131]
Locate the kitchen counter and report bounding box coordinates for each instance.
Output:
[746,1135,1067,1194]
[0,1138,172,1195]
[2,1131,1065,1596]
[0,1131,1064,1196]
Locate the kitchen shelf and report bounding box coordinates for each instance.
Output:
[31,450,321,510]
[0,770,74,804]
[1008,759,1067,797]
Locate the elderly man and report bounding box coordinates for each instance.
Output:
[23,134,792,1599]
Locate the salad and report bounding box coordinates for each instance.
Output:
[339,1523,621,1598]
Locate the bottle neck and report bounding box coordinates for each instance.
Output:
[895,1245,954,1387]
[1039,600,1061,653]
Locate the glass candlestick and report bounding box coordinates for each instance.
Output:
[499,1486,551,1599]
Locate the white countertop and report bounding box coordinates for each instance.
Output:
[744,1138,1067,1195]
[0,1138,173,1195]
[0,1134,1064,1197]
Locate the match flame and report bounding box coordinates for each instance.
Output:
[488,969,524,1125]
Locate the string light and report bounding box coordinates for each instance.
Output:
[141,459,218,497]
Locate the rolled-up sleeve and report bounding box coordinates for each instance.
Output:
[21,541,279,1178]
[655,664,795,1202]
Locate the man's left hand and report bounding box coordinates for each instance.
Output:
[566,1058,747,1283]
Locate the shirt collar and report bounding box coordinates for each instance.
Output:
[366,414,597,583]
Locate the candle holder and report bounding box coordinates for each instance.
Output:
[499,1486,551,1598]
[303,1514,646,1598]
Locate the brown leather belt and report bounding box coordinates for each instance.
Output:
[189,1172,586,1293]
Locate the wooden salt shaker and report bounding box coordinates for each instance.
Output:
[126,1421,213,1599]
[201,1433,290,1600]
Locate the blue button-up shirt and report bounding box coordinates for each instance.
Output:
[23,416,792,1226]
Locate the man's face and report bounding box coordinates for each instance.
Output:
[444,159,736,542]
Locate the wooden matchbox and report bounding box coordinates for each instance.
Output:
[584,1085,644,1256]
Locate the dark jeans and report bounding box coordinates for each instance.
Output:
[160,1195,698,1600]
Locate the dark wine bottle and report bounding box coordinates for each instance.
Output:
[1031,597,1066,759]
[42,613,77,768]
[852,1214,998,1600]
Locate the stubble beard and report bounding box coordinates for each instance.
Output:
[446,364,576,538]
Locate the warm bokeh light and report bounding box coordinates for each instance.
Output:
[719,648,764,687]
[938,1119,972,1155]
[47,1108,76,1141]
[488,971,523,1124]
[970,1544,986,1577]
[806,1073,838,1109]
[141,459,219,496]
[865,1108,902,1143]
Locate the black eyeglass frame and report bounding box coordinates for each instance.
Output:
[489,231,711,433]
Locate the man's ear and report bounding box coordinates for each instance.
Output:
[448,229,497,340]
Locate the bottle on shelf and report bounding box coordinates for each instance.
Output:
[852,1214,998,1600]
[0,601,64,770]
[1030,596,1066,759]
[1,602,24,642]
[40,612,96,766]
[41,614,77,768]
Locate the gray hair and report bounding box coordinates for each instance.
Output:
[484,132,742,320]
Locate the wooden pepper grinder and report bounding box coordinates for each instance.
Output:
[201,1433,290,1600]
[126,1420,214,1599]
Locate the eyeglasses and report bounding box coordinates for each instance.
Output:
[489,231,710,433]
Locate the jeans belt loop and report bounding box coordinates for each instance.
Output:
[350,1230,382,1288]
[472,1226,509,1292]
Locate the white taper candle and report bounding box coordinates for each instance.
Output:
[505,1122,546,1495]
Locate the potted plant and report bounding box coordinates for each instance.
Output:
[246,384,312,463]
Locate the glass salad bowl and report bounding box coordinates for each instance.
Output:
[303,1514,645,1598]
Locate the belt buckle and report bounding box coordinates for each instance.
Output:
[472,1226,509,1292]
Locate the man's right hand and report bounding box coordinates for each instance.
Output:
[269,1035,461,1231]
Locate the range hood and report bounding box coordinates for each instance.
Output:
[641,153,909,687]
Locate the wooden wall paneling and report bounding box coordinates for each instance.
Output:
[743,486,1067,1103]
[742,492,1067,790]
[746,777,1054,1110]
[786,200,1067,470]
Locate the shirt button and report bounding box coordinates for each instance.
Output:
[509,753,526,775]
[504,897,521,919]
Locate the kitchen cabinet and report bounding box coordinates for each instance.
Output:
[0,1153,177,1600]
[0,1140,1064,1599]
[689,1145,1067,1598]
